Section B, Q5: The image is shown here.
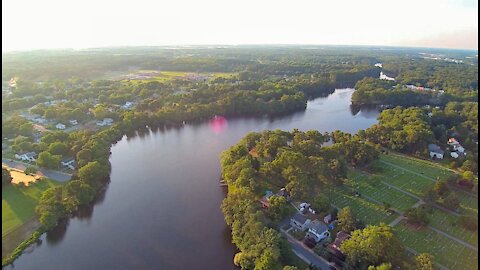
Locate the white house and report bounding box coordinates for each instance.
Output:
[447,138,465,153]
[69,119,78,125]
[15,152,37,162]
[61,158,75,170]
[290,213,311,231]
[56,123,66,130]
[121,102,134,109]
[306,220,330,243]
[450,152,459,159]
[96,118,114,126]
[428,144,444,159]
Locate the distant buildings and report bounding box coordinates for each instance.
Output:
[96,118,114,126]
[61,158,75,170]
[447,138,466,158]
[69,119,78,126]
[56,123,66,130]
[121,101,134,110]
[428,144,444,159]
[15,152,37,162]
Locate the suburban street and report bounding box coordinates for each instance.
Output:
[280,229,332,270]
[2,158,72,182]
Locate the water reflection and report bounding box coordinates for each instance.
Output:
[7,89,379,270]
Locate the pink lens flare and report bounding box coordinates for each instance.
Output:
[209,115,228,134]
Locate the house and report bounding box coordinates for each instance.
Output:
[428,144,444,159]
[69,119,78,125]
[56,123,66,130]
[61,158,75,170]
[96,118,114,126]
[447,138,465,153]
[122,101,134,109]
[61,158,75,166]
[290,213,311,231]
[277,187,291,201]
[327,231,351,259]
[306,220,330,243]
[450,152,459,159]
[33,117,48,124]
[259,190,274,208]
[15,152,37,162]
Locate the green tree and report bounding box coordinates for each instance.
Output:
[36,151,61,169]
[368,263,392,270]
[2,168,12,185]
[337,207,356,232]
[283,266,298,270]
[24,166,38,175]
[77,161,109,185]
[312,194,330,213]
[48,142,69,156]
[462,171,475,182]
[414,253,435,270]
[342,223,404,268]
[267,196,289,221]
[404,206,429,226]
[18,122,34,137]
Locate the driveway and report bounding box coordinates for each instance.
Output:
[2,159,72,182]
[280,229,332,270]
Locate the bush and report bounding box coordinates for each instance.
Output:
[2,230,43,267]
[24,166,38,175]
[2,168,12,185]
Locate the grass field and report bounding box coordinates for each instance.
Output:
[395,222,477,270]
[371,160,434,197]
[329,188,397,226]
[426,206,478,246]
[380,154,453,181]
[117,70,236,82]
[2,179,61,236]
[345,171,418,211]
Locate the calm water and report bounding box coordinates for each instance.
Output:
[7,88,379,270]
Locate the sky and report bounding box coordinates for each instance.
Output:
[2,0,478,52]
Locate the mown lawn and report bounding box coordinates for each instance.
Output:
[329,188,397,226]
[372,164,434,197]
[395,222,477,270]
[426,206,478,247]
[2,179,61,236]
[380,154,453,181]
[345,171,418,212]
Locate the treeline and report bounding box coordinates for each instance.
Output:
[351,78,477,106]
[359,105,478,174]
[220,130,379,269]
[382,58,478,90]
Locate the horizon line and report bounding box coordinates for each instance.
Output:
[2,43,478,53]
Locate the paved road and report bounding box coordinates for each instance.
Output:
[280,229,332,270]
[2,159,72,182]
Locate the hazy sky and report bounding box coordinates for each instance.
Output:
[2,0,478,51]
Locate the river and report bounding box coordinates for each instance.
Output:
[6,88,379,270]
